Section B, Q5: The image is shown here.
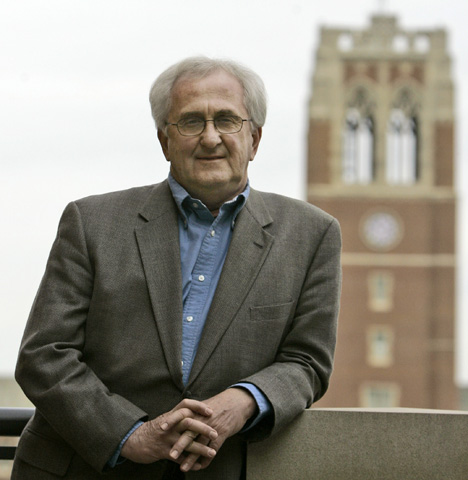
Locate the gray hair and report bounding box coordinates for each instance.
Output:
[149,56,267,132]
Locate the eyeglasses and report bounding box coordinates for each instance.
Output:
[166,115,251,136]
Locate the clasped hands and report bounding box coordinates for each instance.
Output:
[120,388,256,472]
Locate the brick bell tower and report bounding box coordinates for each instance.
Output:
[307,14,457,409]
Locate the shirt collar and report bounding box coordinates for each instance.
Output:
[168,173,250,229]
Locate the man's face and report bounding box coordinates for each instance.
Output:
[158,70,262,209]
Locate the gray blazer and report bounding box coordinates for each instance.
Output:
[13,180,341,480]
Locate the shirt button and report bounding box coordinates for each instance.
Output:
[192,202,198,209]
[211,230,215,237]
[186,316,193,322]
[198,275,205,282]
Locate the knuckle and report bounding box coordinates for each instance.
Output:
[181,407,192,418]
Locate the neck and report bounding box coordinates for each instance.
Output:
[172,178,247,214]
[198,187,243,214]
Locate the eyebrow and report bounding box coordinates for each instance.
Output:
[178,109,239,119]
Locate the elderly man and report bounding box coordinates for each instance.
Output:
[13,57,341,479]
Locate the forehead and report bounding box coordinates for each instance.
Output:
[170,70,246,116]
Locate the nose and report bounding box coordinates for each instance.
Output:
[200,120,222,148]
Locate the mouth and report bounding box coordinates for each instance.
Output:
[195,155,225,161]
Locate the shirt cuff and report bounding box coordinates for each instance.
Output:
[107,421,144,468]
[231,382,272,432]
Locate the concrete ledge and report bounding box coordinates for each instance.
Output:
[247,408,468,479]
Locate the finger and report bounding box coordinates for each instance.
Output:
[184,437,216,459]
[160,401,213,431]
[176,399,214,416]
[170,431,216,461]
[180,452,202,473]
[179,446,215,473]
[175,417,218,440]
[179,435,215,472]
[159,407,195,431]
[196,434,226,469]
[169,429,198,459]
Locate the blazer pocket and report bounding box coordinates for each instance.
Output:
[15,428,74,477]
[250,301,293,322]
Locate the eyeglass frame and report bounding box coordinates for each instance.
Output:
[166,115,252,137]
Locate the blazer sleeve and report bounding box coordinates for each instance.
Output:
[240,217,342,440]
[15,202,147,472]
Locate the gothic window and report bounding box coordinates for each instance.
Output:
[414,35,430,53]
[342,88,375,184]
[338,33,354,51]
[393,34,409,52]
[386,89,419,185]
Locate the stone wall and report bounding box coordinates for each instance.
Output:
[247,408,468,479]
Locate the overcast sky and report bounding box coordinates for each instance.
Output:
[1,0,467,385]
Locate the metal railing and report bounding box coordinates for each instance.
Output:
[0,408,34,460]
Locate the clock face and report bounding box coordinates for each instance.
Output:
[362,211,402,251]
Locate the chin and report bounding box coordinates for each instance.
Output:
[195,174,232,189]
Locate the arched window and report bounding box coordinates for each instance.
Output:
[386,90,419,185]
[342,88,375,184]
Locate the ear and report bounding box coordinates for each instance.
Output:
[157,129,170,161]
[249,127,262,161]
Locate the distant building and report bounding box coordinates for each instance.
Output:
[460,387,468,411]
[307,14,457,409]
[0,377,32,408]
[0,378,32,480]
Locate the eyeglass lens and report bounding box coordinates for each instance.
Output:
[178,116,243,135]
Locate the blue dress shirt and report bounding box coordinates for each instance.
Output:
[168,175,271,423]
[169,175,249,384]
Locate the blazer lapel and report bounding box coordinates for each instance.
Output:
[187,189,274,387]
[135,181,184,390]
